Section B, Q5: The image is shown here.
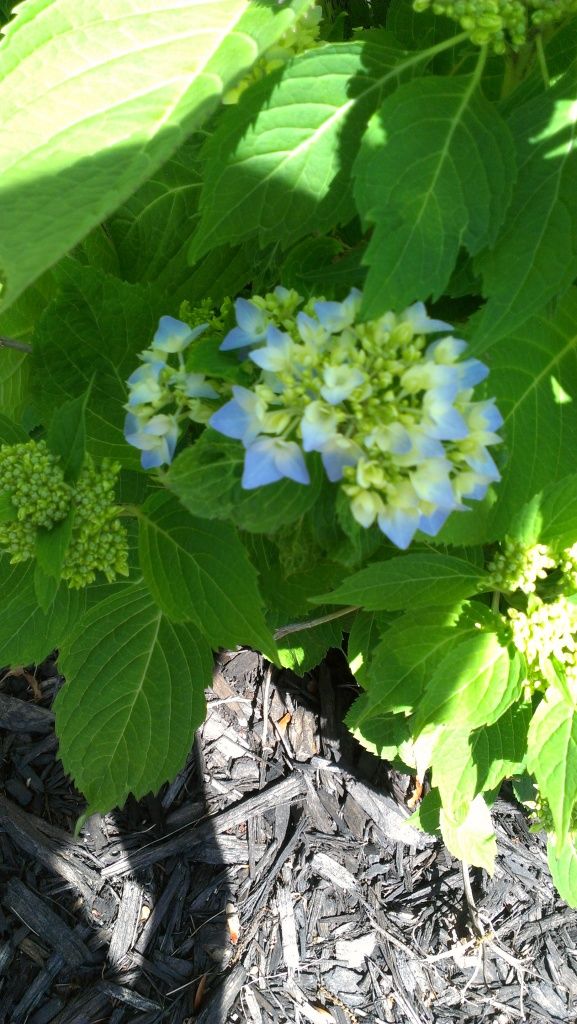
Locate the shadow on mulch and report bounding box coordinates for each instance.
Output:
[1,649,577,1024]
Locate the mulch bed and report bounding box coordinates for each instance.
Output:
[1,649,577,1024]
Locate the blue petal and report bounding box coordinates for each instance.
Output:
[152,316,199,353]
[377,508,421,549]
[459,358,489,388]
[275,442,310,485]
[242,443,283,489]
[235,298,266,336]
[417,507,451,537]
[210,400,249,442]
[141,445,169,469]
[321,443,360,482]
[220,326,253,351]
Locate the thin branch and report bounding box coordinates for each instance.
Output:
[274,605,358,641]
[0,335,33,354]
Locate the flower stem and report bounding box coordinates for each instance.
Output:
[274,605,358,641]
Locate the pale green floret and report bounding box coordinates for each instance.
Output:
[561,543,577,590]
[487,537,556,594]
[508,596,577,681]
[62,457,129,588]
[414,0,577,51]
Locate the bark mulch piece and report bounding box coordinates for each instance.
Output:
[1,650,577,1023]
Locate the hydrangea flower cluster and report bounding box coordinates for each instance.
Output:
[508,596,577,679]
[487,537,556,595]
[123,315,221,469]
[209,286,503,549]
[413,0,577,51]
[223,5,322,104]
[0,441,128,588]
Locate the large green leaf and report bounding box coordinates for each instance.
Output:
[353,74,516,316]
[31,263,167,465]
[313,553,489,610]
[0,0,313,309]
[474,63,577,347]
[166,431,244,521]
[0,272,54,420]
[471,701,530,792]
[0,557,84,666]
[432,727,478,824]
[138,491,277,662]
[414,633,521,732]
[482,288,577,538]
[55,582,211,814]
[347,609,391,688]
[527,688,577,842]
[188,37,419,261]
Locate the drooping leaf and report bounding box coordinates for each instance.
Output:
[527,688,577,842]
[440,794,496,874]
[482,288,577,538]
[55,582,212,814]
[547,833,577,909]
[34,513,75,610]
[432,727,478,824]
[0,413,27,444]
[138,491,277,662]
[313,553,489,610]
[0,0,314,309]
[414,634,521,733]
[353,74,516,317]
[474,63,577,347]
[188,37,414,262]
[32,264,167,466]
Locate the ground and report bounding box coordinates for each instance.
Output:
[1,648,577,1023]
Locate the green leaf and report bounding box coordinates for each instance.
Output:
[188,37,411,261]
[166,431,243,521]
[0,556,84,666]
[32,264,167,466]
[349,710,410,761]
[482,289,577,538]
[471,701,531,793]
[0,272,55,419]
[527,688,577,842]
[539,474,577,550]
[346,604,479,733]
[415,634,521,733]
[232,455,324,533]
[35,514,74,581]
[0,413,27,444]
[0,0,314,309]
[347,609,391,688]
[474,64,577,347]
[46,392,89,483]
[138,491,277,662]
[440,794,496,874]
[354,74,516,316]
[33,563,59,613]
[432,727,478,824]
[547,833,577,909]
[313,553,489,610]
[55,582,211,814]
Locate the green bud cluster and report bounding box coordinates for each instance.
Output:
[413,0,577,52]
[0,440,128,588]
[508,595,577,676]
[486,537,555,594]
[62,457,129,588]
[528,789,577,835]
[0,440,72,531]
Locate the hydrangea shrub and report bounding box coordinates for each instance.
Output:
[1,0,577,903]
